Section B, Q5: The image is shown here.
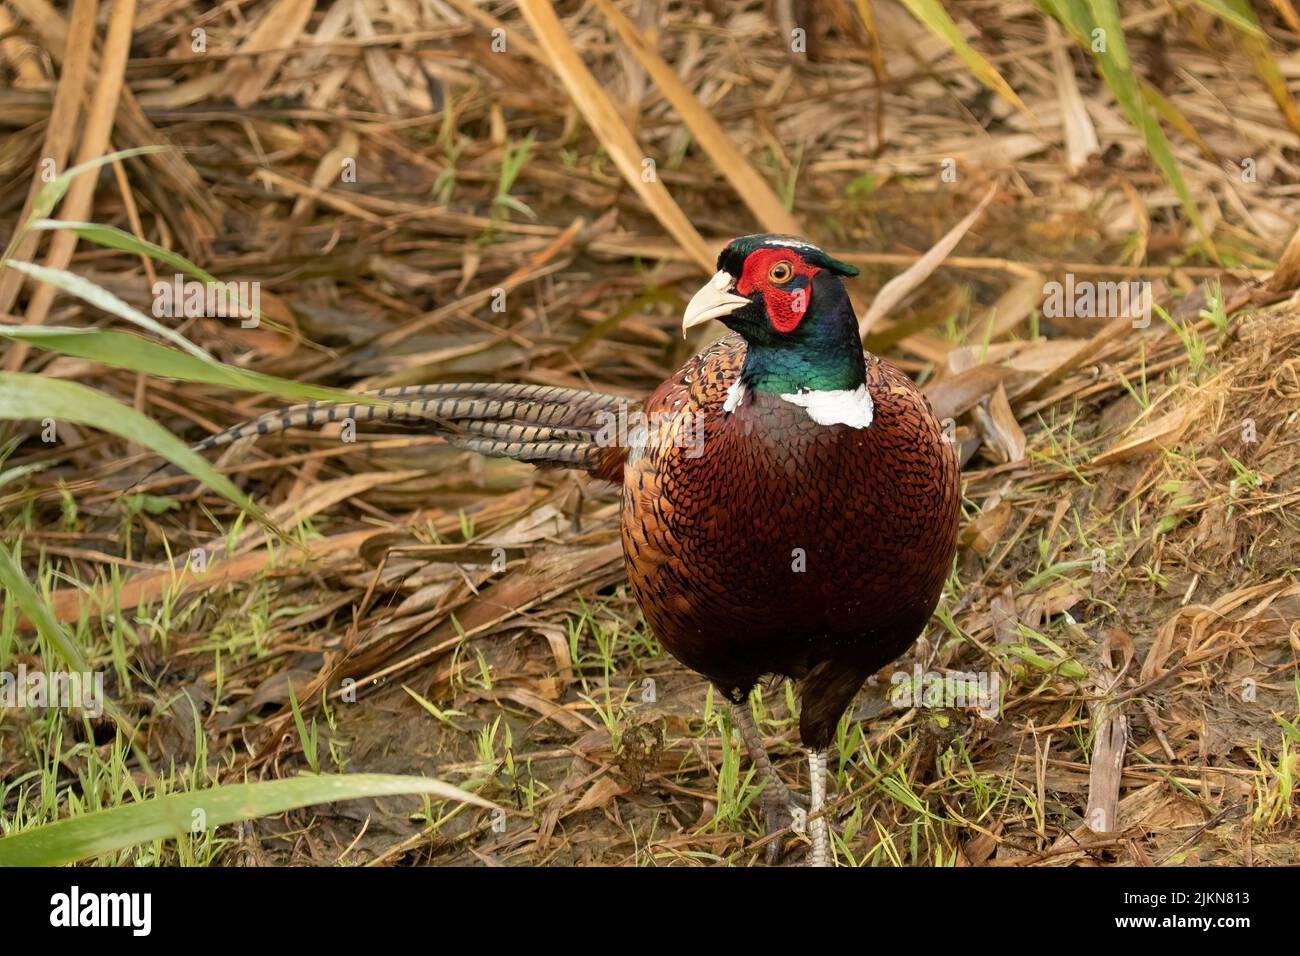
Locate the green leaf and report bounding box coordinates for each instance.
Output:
[0,373,264,521]
[0,325,393,408]
[0,541,91,674]
[0,541,136,732]
[1189,0,1265,36]
[898,0,1027,113]
[1139,80,1213,159]
[0,773,496,866]
[1224,0,1300,138]
[28,220,219,284]
[1,259,212,362]
[29,146,172,223]
[1051,0,1218,260]
[1,147,172,270]
[24,220,263,326]
[492,194,538,220]
[120,493,180,516]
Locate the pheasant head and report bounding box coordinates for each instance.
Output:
[683,234,866,397]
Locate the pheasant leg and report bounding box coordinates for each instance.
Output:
[730,698,805,864]
[807,748,831,867]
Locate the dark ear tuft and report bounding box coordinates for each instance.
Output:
[811,251,859,278]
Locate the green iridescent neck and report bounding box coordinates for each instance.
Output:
[742,346,863,393]
[742,288,866,394]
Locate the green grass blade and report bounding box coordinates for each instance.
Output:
[1139,80,1214,159]
[0,541,91,674]
[0,147,173,271]
[1058,0,1219,260]
[0,373,263,520]
[24,221,262,326]
[28,220,220,284]
[0,773,495,866]
[1224,0,1300,137]
[2,259,212,362]
[0,326,393,407]
[0,542,137,731]
[29,147,172,223]
[898,0,1027,113]
[1190,0,1265,35]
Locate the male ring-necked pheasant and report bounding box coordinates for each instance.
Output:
[188,235,961,865]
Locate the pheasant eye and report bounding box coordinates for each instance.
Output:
[768,260,794,283]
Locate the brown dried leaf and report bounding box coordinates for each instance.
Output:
[986,383,1026,462]
[962,498,1011,555]
[568,775,628,816]
[1091,403,1192,466]
[925,364,1015,421]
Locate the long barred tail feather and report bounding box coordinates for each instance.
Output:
[191,382,633,482]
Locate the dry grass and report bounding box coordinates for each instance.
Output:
[1,0,1298,865]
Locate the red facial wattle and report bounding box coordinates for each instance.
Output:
[735,248,820,334]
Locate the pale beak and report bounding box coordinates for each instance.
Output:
[682,270,750,336]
